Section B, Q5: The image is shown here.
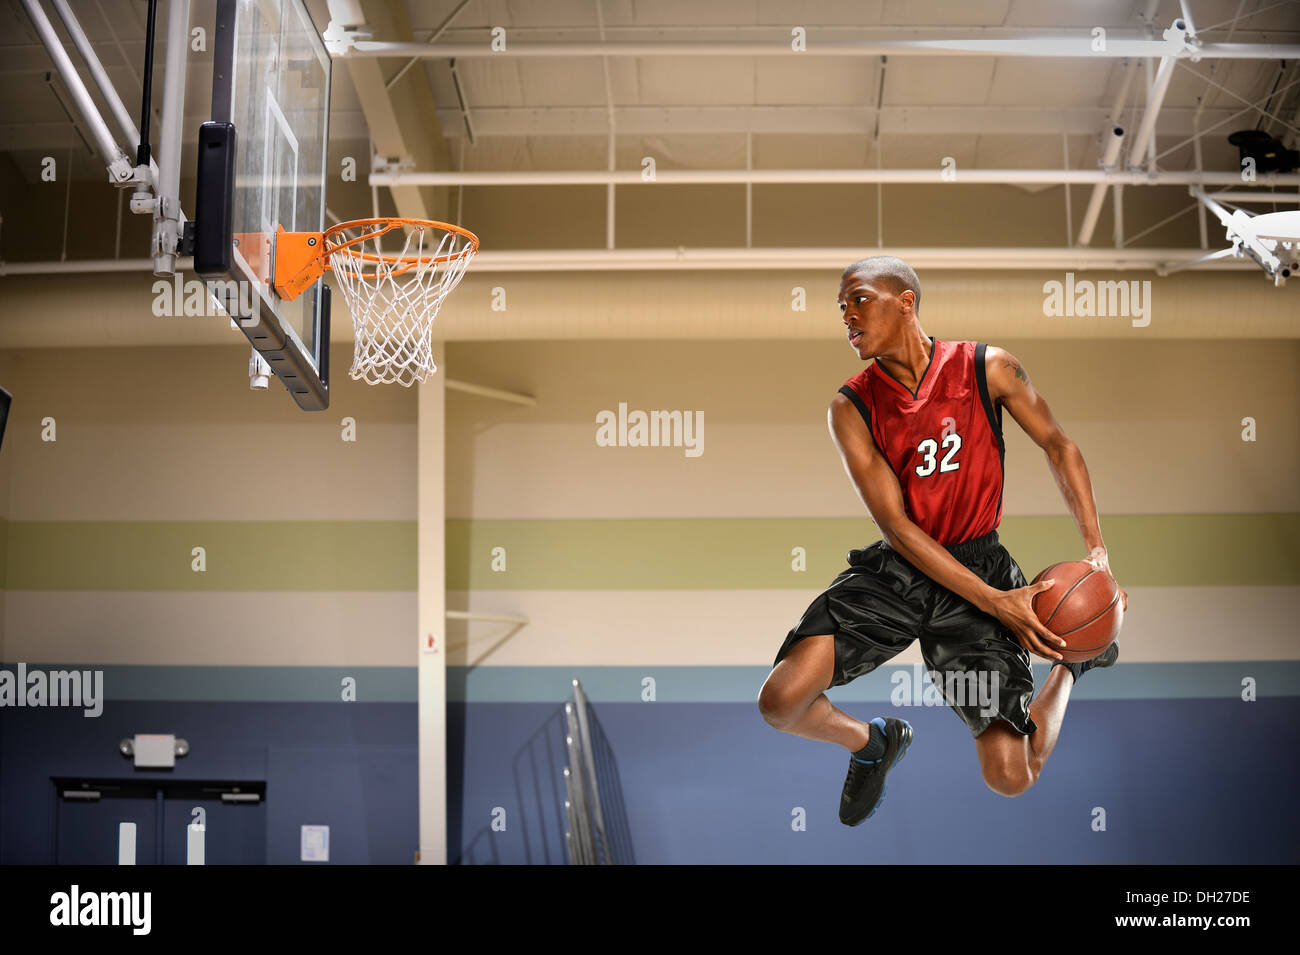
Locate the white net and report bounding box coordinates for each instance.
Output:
[326,219,477,386]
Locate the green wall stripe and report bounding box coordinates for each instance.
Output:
[448,514,1300,590]
[2,515,1297,591]
[996,514,1300,588]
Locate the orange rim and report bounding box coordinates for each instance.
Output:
[323,217,479,279]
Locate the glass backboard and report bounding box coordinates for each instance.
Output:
[198,0,331,410]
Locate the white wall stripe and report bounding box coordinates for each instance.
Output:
[4,587,1289,666]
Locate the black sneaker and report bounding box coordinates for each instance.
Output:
[1055,639,1120,683]
[839,717,913,826]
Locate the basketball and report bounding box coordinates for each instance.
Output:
[1031,561,1124,662]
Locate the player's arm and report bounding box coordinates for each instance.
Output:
[984,346,1127,610]
[828,394,1065,660]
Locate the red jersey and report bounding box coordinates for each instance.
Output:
[839,339,1005,546]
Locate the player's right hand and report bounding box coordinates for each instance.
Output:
[987,580,1067,661]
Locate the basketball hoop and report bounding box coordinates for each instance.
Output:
[274,217,478,387]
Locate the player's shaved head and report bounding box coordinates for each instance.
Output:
[842,255,921,313]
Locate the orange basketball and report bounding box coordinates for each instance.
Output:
[1030,561,1123,662]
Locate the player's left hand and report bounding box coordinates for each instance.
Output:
[1087,546,1127,611]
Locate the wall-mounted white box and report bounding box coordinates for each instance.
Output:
[133,734,175,768]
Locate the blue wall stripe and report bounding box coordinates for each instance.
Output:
[0,662,1292,704]
[454,662,1292,704]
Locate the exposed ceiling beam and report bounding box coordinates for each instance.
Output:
[4,105,1270,152]
[0,246,1266,275]
[372,168,1300,187]
[331,0,452,221]
[419,105,1267,138]
[1128,55,1180,170]
[341,34,1300,61]
[462,246,1266,273]
[411,24,1294,42]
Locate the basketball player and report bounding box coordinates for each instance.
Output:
[758,256,1127,826]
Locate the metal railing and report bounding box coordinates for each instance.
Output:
[562,679,611,864]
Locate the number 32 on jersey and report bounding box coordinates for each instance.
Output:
[915,432,962,476]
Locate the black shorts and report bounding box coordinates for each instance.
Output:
[772,529,1038,739]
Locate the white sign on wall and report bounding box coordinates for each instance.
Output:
[301,824,329,863]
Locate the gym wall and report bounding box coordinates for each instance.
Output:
[0,269,1296,862]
